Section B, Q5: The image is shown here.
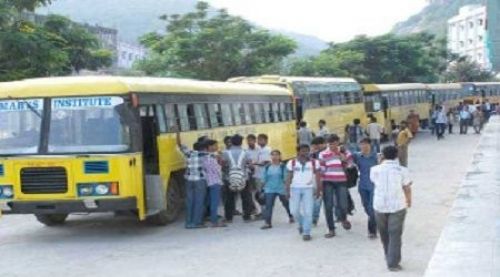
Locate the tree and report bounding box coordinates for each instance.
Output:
[442,57,494,82]
[137,1,297,80]
[0,1,113,81]
[289,33,449,83]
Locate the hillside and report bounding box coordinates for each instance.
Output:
[392,0,484,37]
[37,0,327,55]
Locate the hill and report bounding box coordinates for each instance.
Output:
[37,0,327,55]
[392,0,484,37]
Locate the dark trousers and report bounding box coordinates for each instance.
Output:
[323,181,348,231]
[448,123,453,134]
[263,193,292,225]
[460,119,468,134]
[185,180,207,227]
[223,181,253,221]
[375,209,407,268]
[436,123,446,139]
[359,188,376,235]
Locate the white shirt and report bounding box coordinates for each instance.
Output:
[436,111,448,124]
[255,145,271,179]
[370,160,412,213]
[366,123,383,140]
[286,159,320,188]
[318,127,330,138]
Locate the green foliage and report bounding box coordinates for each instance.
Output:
[443,57,494,82]
[0,1,113,81]
[290,33,453,83]
[137,2,297,80]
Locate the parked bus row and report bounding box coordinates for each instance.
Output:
[0,76,498,226]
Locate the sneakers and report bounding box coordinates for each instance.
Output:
[388,265,403,272]
[211,222,227,228]
[368,233,377,239]
[341,220,352,230]
[302,235,312,241]
[324,230,336,238]
[260,224,272,230]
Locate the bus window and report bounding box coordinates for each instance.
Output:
[207,104,222,128]
[194,104,209,130]
[285,103,294,120]
[186,104,197,130]
[320,93,330,107]
[267,103,275,122]
[243,103,253,125]
[252,103,263,124]
[163,104,177,131]
[343,92,352,104]
[261,103,270,123]
[232,103,243,125]
[364,95,374,112]
[221,104,234,126]
[332,93,341,105]
[353,91,362,103]
[155,104,167,133]
[272,103,281,122]
[279,103,287,121]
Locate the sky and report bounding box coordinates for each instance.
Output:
[207,0,429,42]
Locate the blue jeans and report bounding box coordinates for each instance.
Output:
[185,180,207,227]
[263,193,291,225]
[289,187,314,236]
[359,188,376,234]
[313,196,322,223]
[323,181,348,231]
[208,184,222,224]
[371,139,380,154]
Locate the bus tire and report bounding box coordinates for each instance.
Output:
[147,177,183,226]
[35,214,68,226]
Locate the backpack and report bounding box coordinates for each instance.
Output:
[348,125,362,143]
[227,151,247,192]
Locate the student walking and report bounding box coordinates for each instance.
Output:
[310,136,326,226]
[370,146,412,272]
[459,106,471,134]
[353,138,379,239]
[435,106,447,140]
[260,150,293,230]
[396,121,412,167]
[319,134,354,238]
[346,119,364,153]
[175,128,209,229]
[286,144,321,241]
[203,139,226,228]
[472,108,482,134]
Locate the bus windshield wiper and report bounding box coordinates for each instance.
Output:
[8,97,42,119]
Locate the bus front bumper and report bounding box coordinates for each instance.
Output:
[0,197,137,214]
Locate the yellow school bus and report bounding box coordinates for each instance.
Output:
[229,75,366,138]
[426,83,466,111]
[462,82,500,104]
[363,83,429,132]
[0,76,296,226]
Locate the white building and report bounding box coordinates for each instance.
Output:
[117,42,147,69]
[447,5,490,69]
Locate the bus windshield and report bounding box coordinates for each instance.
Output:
[48,96,131,153]
[0,99,43,155]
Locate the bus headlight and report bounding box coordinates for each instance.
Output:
[0,185,14,199]
[77,182,119,197]
[95,184,109,195]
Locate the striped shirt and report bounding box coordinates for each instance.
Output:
[318,148,353,182]
[180,145,209,182]
[203,155,222,186]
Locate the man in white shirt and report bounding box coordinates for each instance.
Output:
[286,144,322,241]
[317,119,330,138]
[366,116,384,153]
[370,145,412,272]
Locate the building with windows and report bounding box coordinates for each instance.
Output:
[447,5,489,69]
[117,42,147,69]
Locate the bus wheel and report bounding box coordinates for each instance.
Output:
[147,178,183,226]
[35,214,68,226]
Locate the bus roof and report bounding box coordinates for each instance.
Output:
[426,83,463,90]
[228,75,359,85]
[0,76,291,99]
[363,83,427,93]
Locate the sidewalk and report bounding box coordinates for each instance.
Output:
[425,116,500,277]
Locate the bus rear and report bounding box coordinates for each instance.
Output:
[0,95,146,225]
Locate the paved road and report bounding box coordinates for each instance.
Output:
[0,130,481,277]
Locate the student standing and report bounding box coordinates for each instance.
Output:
[222,135,253,223]
[346,119,364,153]
[353,138,379,238]
[459,106,471,134]
[366,117,384,153]
[175,128,209,229]
[319,134,354,238]
[435,106,448,140]
[260,150,293,229]
[286,144,321,241]
[310,136,326,226]
[317,119,330,138]
[297,121,314,146]
[396,121,412,167]
[370,146,412,272]
[203,140,226,228]
[246,134,261,216]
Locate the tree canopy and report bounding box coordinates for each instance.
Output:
[0,0,112,81]
[136,1,297,81]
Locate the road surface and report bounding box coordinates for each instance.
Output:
[0,131,481,277]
